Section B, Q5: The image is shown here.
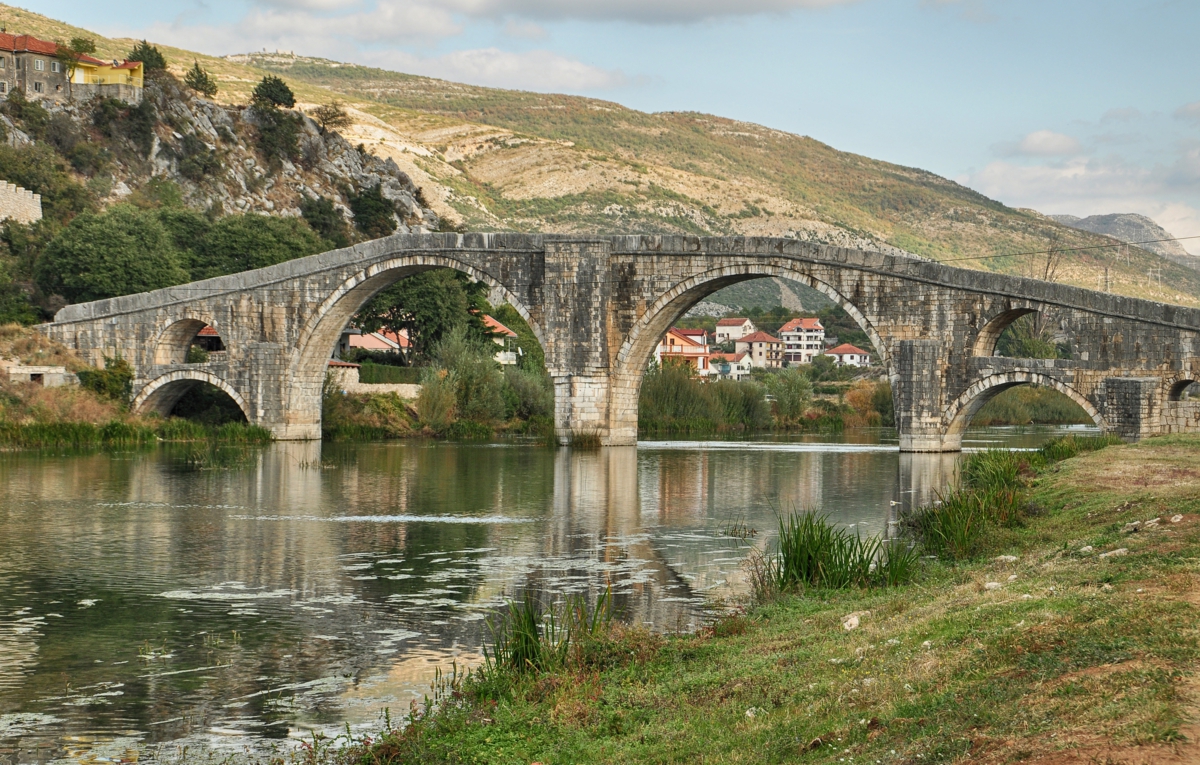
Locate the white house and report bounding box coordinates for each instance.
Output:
[778,317,825,364]
[709,352,752,381]
[825,343,871,367]
[715,317,756,345]
[735,331,784,369]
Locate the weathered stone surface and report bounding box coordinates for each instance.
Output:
[38,233,1200,448]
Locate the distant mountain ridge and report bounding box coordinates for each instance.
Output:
[1051,213,1200,273]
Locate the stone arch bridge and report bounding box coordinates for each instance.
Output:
[39,233,1200,451]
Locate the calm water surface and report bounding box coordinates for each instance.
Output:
[0,426,1094,763]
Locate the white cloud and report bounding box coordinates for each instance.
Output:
[502,19,548,39]
[995,130,1082,158]
[427,0,859,24]
[371,47,627,90]
[1176,101,1200,125]
[963,154,1200,255]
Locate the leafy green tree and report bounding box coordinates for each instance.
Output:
[355,269,490,363]
[348,182,397,238]
[251,75,295,108]
[312,101,352,133]
[35,206,188,303]
[183,61,218,98]
[300,195,352,248]
[189,214,324,280]
[763,368,813,428]
[0,143,94,223]
[155,208,211,254]
[433,325,506,424]
[127,40,167,71]
[54,38,94,101]
[0,261,37,324]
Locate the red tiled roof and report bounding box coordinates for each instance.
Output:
[709,352,747,362]
[675,327,707,338]
[0,34,58,55]
[484,315,517,337]
[826,343,870,356]
[779,317,823,333]
[738,331,781,344]
[716,317,750,326]
[197,325,219,337]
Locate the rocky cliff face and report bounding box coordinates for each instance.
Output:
[1052,213,1198,271]
[4,73,438,232]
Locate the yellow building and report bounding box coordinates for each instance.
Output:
[73,53,144,89]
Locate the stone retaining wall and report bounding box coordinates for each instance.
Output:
[0,180,41,224]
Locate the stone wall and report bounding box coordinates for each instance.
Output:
[0,180,41,224]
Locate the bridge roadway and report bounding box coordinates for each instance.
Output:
[39,233,1200,451]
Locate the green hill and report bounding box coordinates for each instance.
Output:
[4,3,1199,307]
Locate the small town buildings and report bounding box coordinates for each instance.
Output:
[656,327,712,374]
[735,331,783,369]
[715,317,756,345]
[825,343,871,367]
[778,317,825,364]
[709,352,752,381]
[0,33,143,103]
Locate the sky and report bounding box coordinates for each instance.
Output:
[39,0,1200,253]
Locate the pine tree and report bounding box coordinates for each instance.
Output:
[184,61,218,98]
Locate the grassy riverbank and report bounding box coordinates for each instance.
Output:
[306,434,1200,764]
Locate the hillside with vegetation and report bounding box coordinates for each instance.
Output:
[1,3,1198,313]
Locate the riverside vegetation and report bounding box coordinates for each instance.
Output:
[263,432,1200,764]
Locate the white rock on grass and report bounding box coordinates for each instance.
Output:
[1122,521,1142,533]
[842,611,870,631]
[995,555,1019,563]
[1099,548,1129,559]
[984,582,1002,591]
[1171,515,1184,523]
[1101,583,1114,592]
[1007,574,1018,582]
[1079,546,1094,554]
[921,640,933,649]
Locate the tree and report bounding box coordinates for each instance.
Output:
[300,195,352,248]
[312,101,352,133]
[763,368,813,428]
[184,61,218,98]
[35,206,188,303]
[348,182,397,238]
[188,214,324,280]
[251,75,295,109]
[354,269,490,363]
[54,37,94,102]
[127,40,167,71]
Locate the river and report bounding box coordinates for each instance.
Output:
[0,426,1095,763]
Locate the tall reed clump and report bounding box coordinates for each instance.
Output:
[759,511,920,595]
[480,589,614,680]
[907,434,1121,561]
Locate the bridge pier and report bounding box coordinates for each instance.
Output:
[553,373,639,446]
[894,340,964,453]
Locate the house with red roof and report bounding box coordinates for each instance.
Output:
[709,351,752,381]
[778,317,825,364]
[714,317,756,344]
[0,33,143,103]
[825,343,871,367]
[656,327,713,375]
[735,331,783,369]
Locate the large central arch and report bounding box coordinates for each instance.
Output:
[606,263,890,443]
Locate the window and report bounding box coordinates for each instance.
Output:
[0,83,5,94]
[34,59,44,71]
[0,58,5,69]
[33,82,43,93]
[50,61,60,73]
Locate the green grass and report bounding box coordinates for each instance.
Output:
[768,511,920,591]
[0,418,272,448]
[276,432,1200,765]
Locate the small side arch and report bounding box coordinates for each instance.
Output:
[942,371,1105,438]
[133,370,251,421]
[972,307,1036,357]
[153,318,216,365]
[1169,379,1198,401]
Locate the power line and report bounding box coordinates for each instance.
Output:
[937,234,1200,264]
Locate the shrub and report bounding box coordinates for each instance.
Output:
[252,75,295,108]
[76,356,134,407]
[300,194,352,248]
[312,101,352,132]
[503,366,553,420]
[435,325,506,424]
[763,368,813,428]
[416,368,457,433]
[770,510,919,592]
[36,206,188,302]
[183,61,218,98]
[188,214,324,279]
[358,362,422,384]
[349,182,398,238]
[177,134,221,181]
